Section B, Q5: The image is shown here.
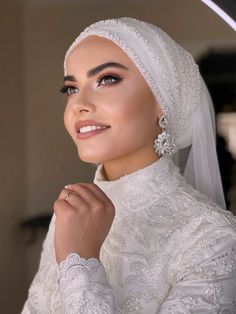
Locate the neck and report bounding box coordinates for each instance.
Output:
[102,151,160,181]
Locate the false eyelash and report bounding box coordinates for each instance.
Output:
[60,86,69,94]
[59,73,123,95]
[60,85,79,95]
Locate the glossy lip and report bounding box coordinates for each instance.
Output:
[75,119,111,140]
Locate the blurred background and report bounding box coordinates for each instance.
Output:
[0,0,235,312]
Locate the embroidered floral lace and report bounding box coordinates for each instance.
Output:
[22,157,236,313]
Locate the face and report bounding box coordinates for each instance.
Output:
[63,36,162,165]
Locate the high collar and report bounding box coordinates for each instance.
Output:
[94,156,181,214]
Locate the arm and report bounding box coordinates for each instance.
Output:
[58,248,236,314]
[54,183,121,313]
[58,253,121,314]
[159,232,236,313]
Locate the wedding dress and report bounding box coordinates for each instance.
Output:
[21,15,236,313]
[22,156,236,313]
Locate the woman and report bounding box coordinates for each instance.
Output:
[22,17,236,313]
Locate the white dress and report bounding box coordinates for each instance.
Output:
[22,156,236,313]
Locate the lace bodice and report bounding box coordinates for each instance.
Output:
[22,157,236,313]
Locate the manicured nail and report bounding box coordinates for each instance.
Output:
[65,184,73,189]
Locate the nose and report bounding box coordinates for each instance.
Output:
[71,90,96,115]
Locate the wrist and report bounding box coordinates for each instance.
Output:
[59,252,102,281]
[57,249,100,264]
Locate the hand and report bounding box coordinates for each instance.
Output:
[54,183,115,264]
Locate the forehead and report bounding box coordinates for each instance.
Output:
[66,35,135,72]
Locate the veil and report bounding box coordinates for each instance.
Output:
[176,78,226,209]
[64,17,226,210]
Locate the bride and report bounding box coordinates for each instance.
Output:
[22,17,236,313]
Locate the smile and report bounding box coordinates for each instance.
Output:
[79,125,108,133]
[76,125,111,139]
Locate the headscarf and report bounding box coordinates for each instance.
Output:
[64,17,226,210]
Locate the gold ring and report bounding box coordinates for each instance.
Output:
[65,191,71,201]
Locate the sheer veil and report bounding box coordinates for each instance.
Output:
[177,78,226,209]
[64,17,226,210]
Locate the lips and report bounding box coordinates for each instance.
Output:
[75,119,111,140]
[75,119,111,133]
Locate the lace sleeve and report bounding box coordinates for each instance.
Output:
[159,239,236,313]
[58,253,121,314]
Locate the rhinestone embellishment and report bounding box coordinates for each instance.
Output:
[154,115,176,157]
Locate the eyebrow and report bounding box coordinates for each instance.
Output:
[64,75,77,82]
[64,62,128,82]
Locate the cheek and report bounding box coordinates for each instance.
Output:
[107,91,157,136]
[63,105,72,135]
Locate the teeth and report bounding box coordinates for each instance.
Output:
[79,125,108,133]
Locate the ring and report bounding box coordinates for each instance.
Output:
[65,191,72,202]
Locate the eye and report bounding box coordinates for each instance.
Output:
[97,74,122,87]
[60,85,79,96]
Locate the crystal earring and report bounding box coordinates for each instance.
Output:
[153,115,176,157]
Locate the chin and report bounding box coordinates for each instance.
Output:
[77,145,137,165]
[77,149,105,165]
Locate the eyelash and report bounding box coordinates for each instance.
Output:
[96,73,123,86]
[60,85,78,95]
[60,73,123,96]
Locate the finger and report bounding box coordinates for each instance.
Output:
[82,183,114,207]
[54,199,74,217]
[68,184,105,208]
[58,188,74,201]
[57,188,87,211]
[64,191,88,210]
[73,183,109,203]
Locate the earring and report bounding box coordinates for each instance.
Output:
[153,115,176,157]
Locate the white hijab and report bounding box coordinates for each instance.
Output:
[64,17,226,210]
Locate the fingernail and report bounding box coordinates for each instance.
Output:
[65,184,73,189]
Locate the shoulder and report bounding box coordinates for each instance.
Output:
[153,174,236,248]
[165,183,236,280]
[176,181,236,231]
[165,173,236,230]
